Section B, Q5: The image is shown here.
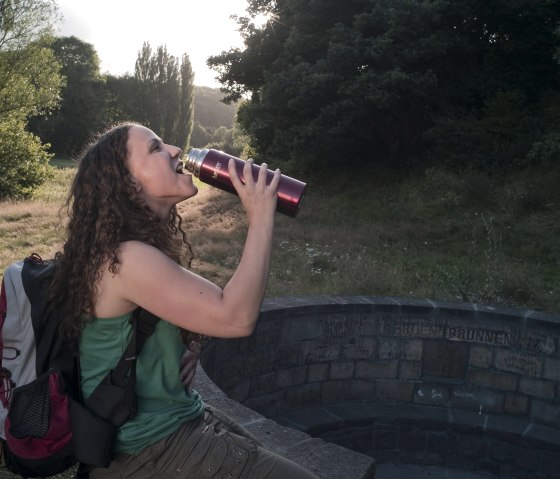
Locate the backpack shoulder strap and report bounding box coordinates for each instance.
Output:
[20,255,57,376]
[109,308,160,386]
[84,308,160,427]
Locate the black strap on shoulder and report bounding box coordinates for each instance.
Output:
[84,308,160,427]
[109,308,160,386]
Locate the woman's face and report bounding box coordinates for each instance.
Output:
[126,125,198,218]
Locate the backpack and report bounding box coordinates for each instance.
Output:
[0,254,159,478]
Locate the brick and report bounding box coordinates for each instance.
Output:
[342,336,377,359]
[467,369,517,391]
[330,361,355,380]
[451,386,504,414]
[469,346,493,368]
[414,384,450,406]
[543,357,560,381]
[301,340,341,363]
[282,316,322,341]
[494,350,543,377]
[276,366,307,389]
[399,361,422,380]
[356,360,398,379]
[378,340,401,360]
[404,340,423,361]
[529,400,560,427]
[307,363,328,382]
[378,340,422,360]
[375,380,415,402]
[345,379,375,400]
[423,340,468,378]
[518,377,555,399]
[321,380,347,403]
[504,393,529,415]
[283,383,321,408]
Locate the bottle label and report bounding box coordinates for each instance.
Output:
[212,161,223,179]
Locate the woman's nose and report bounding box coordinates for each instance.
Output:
[169,145,182,158]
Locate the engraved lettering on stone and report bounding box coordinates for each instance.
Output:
[496,351,542,376]
[392,320,445,338]
[447,326,557,354]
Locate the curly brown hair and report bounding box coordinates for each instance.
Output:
[49,122,193,349]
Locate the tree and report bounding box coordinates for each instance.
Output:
[208,0,560,171]
[0,118,52,199]
[104,73,143,124]
[134,43,194,149]
[0,0,61,198]
[29,36,106,156]
[177,53,194,151]
[0,0,62,120]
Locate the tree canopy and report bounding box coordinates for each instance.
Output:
[29,36,106,156]
[134,42,195,150]
[0,0,62,121]
[0,0,61,198]
[208,0,560,171]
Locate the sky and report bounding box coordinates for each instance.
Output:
[54,0,250,88]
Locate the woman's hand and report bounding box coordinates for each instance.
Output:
[228,158,281,225]
[180,346,200,393]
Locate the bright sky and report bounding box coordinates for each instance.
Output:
[55,0,249,87]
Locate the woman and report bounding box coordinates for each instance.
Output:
[49,123,318,478]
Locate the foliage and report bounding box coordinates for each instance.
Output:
[0,0,62,198]
[208,0,560,172]
[134,42,194,150]
[0,118,53,199]
[103,73,142,124]
[177,54,195,151]
[29,36,106,156]
[0,0,62,121]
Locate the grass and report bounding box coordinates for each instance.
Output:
[1,160,559,314]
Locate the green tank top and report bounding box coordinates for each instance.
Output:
[79,312,205,455]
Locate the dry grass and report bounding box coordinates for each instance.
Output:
[1,162,559,314]
[0,200,64,266]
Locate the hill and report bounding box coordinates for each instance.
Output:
[193,86,237,130]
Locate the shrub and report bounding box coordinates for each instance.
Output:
[0,119,53,199]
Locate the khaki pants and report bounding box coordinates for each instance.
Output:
[89,406,319,479]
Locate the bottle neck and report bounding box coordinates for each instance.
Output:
[184,148,208,177]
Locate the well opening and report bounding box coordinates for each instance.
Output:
[200,296,560,479]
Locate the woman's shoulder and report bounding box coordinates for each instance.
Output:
[119,240,168,261]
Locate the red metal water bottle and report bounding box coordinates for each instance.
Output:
[184,148,307,217]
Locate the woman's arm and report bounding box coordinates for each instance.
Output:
[99,159,281,338]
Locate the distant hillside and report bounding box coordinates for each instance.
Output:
[194,86,237,129]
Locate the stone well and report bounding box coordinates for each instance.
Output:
[199,296,560,479]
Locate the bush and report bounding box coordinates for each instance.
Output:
[0,119,53,199]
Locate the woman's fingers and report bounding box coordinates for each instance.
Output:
[244,158,255,186]
[229,157,280,209]
[228,158,243,191]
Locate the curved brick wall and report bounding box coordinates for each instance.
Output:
[200,296,560,478]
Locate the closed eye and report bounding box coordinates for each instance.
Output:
[149,138,163,152]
